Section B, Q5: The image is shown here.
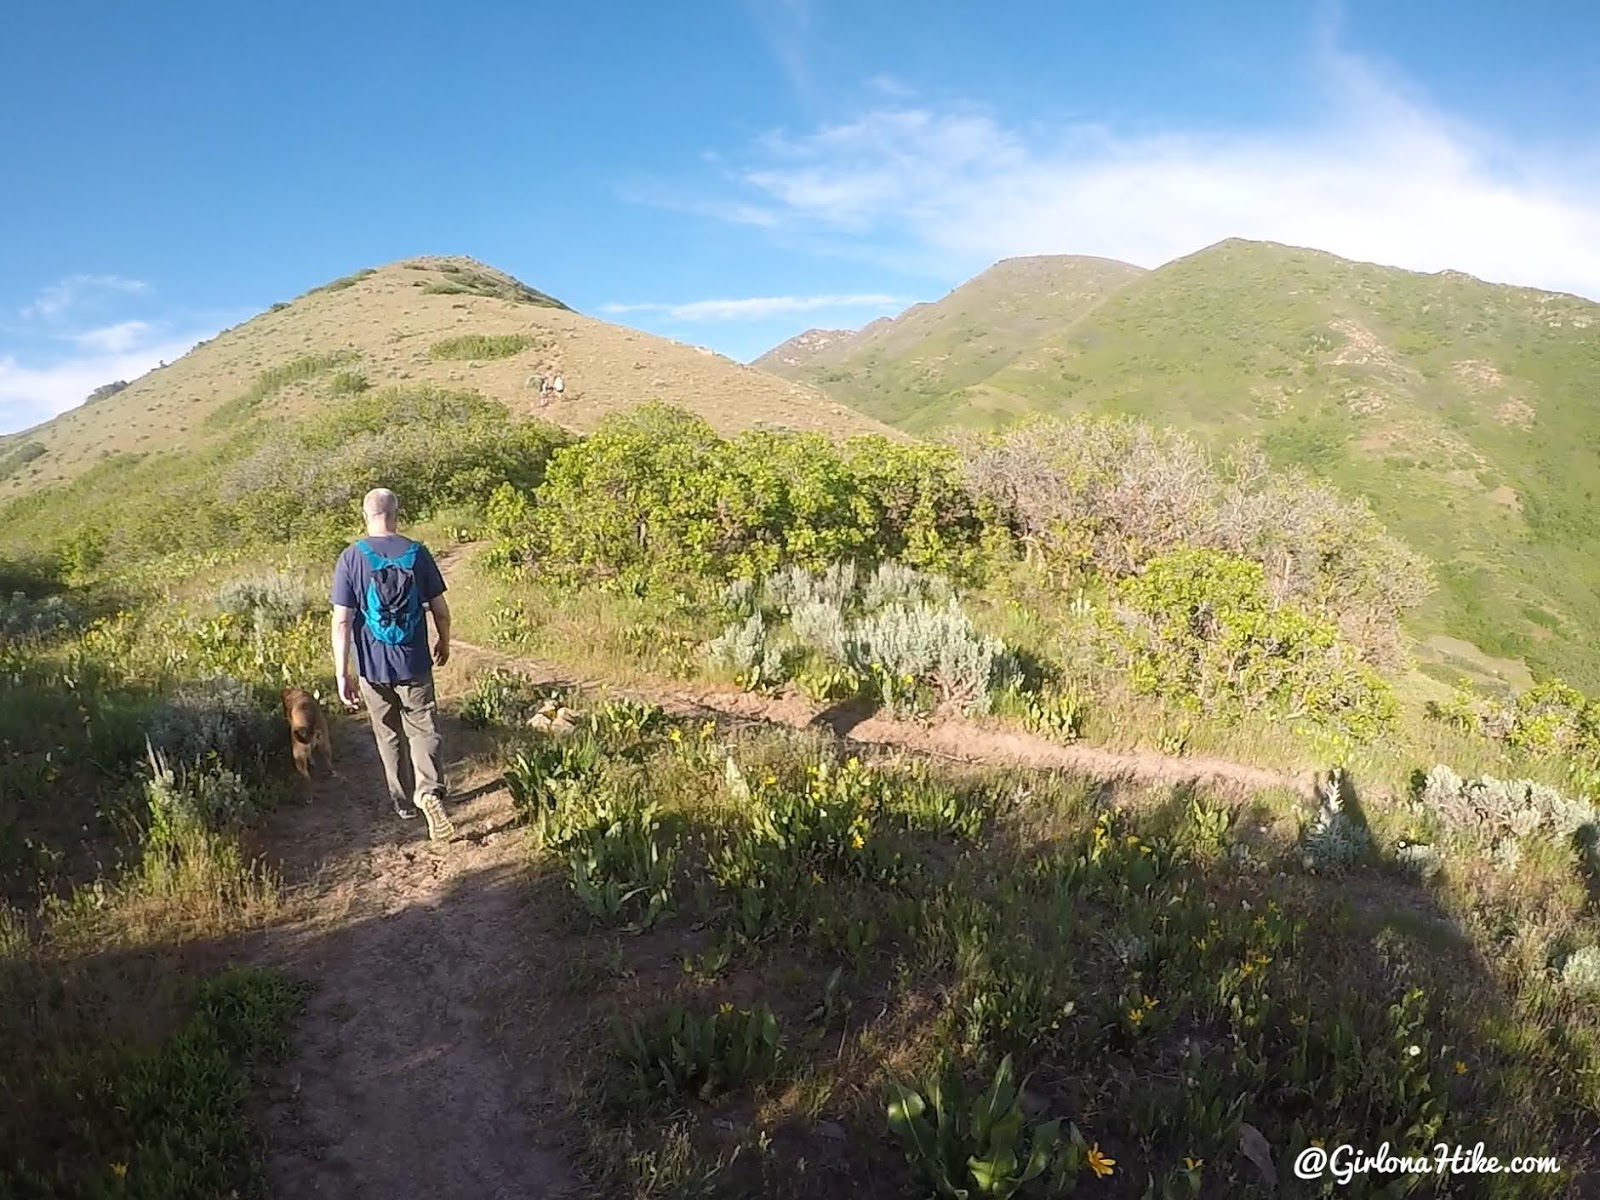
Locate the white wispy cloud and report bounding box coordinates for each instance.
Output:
[600,292,903,321]
[865,73,916,99]
[20,274,148,321]
[70,320,154,354]
[686,48,1600,300]
[0,339,189,433]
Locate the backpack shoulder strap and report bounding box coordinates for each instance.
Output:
[355,538,419,570]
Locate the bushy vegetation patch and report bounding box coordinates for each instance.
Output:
[204,350,359,429]
[1112,547,1398,738]
[428,333,534,360]
[0,439,47,482]
[417,262,568,308]
[218,386,566,545]
[0,590,80,638]
[707,561,1009,716]
[957,414,1432,666]
[492,404,984,588]
[312,267,376,293]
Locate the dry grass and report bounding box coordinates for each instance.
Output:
[6,257,901,498]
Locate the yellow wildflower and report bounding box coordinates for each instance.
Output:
[1183,1156,1204,1171]
[1087,1145,1115,1178]
[764,775,777,786]
[850,832,864,850]
[668,727,682,742]
[1142,994,1157,1009]
[718,1002,733,1015]
[1126,1006,1145,1025]
[111,1163,128,1179]
[1454,1060,1467,1075]
[1310,1138,1324,1149]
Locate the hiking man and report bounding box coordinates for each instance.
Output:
[331,488,455,840]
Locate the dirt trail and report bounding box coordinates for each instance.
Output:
[252,717,576,1200]
[450,636,1315,801]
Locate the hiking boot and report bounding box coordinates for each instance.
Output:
[416,792,455,842]
[392,795,418,820]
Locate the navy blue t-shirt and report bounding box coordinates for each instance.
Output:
[331,535,447,684]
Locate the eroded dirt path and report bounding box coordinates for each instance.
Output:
[252,716,575,1200]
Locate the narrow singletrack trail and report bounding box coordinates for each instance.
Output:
[449,635,1316,802]
[251,717,576,1200]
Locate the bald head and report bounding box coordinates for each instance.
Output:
[362,488,398,533]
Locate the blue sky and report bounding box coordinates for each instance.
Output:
[3,0,1599,432]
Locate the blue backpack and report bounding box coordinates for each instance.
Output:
[356,539,423,645]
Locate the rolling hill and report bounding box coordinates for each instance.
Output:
[753,254,1147,425]
[760,239,1600,690]
[0,256,896,499]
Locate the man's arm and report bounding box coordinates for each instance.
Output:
[332,604,360,707]
[429,594,451,666]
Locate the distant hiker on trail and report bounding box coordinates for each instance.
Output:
[331,488,455,841]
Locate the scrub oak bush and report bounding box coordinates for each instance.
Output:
[1112,547,1397,737]
[504,404,984,588]
[957,414,1431,665]
[1429,677,1600,768]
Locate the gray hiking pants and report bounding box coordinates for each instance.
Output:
[359,676,445,808]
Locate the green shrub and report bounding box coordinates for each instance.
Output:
[144,746,262,838]
[327,370,369,396]
[218,387,568,543]
[0,440,46,482]
[1298,769,1371,873]
[1114,547,1396,737]
[849,598,1006,717]
[418,263,567,308]
[886,1054,1106,1197]
[204,350,358,429]
[428,334,534,360]
[1562,946,1600,997]
[313,267,376,293]
[616,1002,782,1103]
[1417,764,1597,841]
[516,405,985,588]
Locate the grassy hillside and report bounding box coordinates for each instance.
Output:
[3,256,895,499]
[755,255,1147,426]
[765,240,1600,690]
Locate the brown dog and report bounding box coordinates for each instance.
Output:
[281,686,335,782]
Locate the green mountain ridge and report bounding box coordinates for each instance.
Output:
[760,239,1600,690]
